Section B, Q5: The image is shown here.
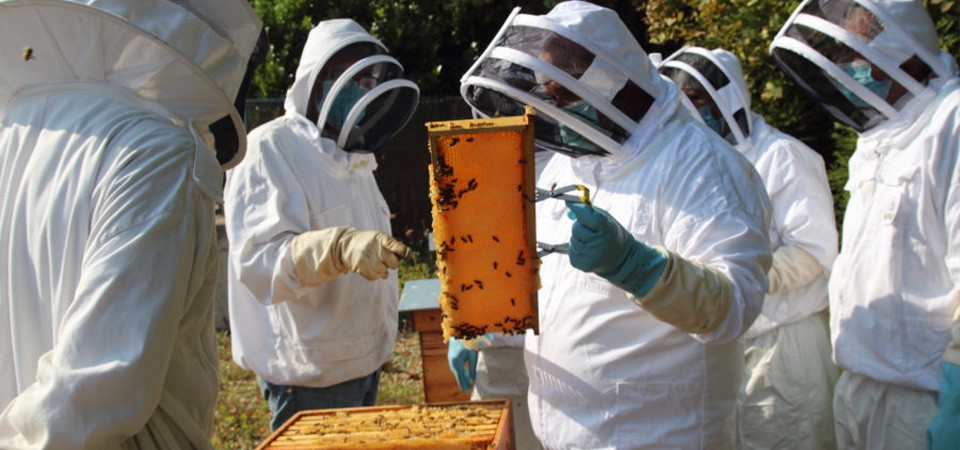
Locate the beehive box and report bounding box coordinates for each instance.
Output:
[426,107,540,342]
[255,400,514,450]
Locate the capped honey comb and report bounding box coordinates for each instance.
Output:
[256,401,513,449]
[426,107,539,342]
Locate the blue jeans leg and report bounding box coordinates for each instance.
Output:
[259,369,382,432]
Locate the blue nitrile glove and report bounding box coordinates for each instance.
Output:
[447,338,478,392]
[566,202,667,298]
[928,361,960,450]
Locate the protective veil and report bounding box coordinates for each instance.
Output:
[463,2,772,448]
[460,4,662,157]
[771,0,960,446]
[286,20,417,153]
[661,46,840,449]
[0,0,261,448]
[769,0,956,133]
[224,19,418,389]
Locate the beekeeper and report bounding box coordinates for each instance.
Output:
[770,0,960,447]
[224,19,419,431]
[446,149,553,450]
[0,0,263,448]
[459,2,772,448]
[659,46,840,449]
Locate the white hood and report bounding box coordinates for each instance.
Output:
[659,46,755,151]
[282,19,419,153]
[0,0,263,169]
[284,19,386,118]
[769,0,958,132]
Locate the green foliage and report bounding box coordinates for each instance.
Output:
[213,331,271,450]
[399,250,438,289]
[245,0,658,99]
[828,124,857,232]
[246,0,556,98]
[377,331,425,406]
[929,0,960,58]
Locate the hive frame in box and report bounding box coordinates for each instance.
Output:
[426,106,540,342]
[255,399,514,449]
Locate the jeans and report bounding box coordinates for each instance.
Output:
[258,369,382,432]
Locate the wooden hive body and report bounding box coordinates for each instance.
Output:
[256,400,514,450]
[426,107,539,341]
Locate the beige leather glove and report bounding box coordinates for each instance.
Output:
[627,249,734,334]
[291,226,412,286]
[766,245,822,294]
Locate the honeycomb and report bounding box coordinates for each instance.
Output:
[256,402,511,449]
[426,108,540,341]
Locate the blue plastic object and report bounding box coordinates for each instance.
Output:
[566,202,667,297]
[447,338,478,392]
[928,361,960,450]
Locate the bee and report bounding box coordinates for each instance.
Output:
[22,47,33,61]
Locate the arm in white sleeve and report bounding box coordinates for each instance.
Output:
[648,155,772,343]
[766,245,823,294]
[224,148,315,304]
[224,138,410,304]
[758,138,837,296]
[0,150,214,449]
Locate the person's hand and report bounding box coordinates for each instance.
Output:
[566,202,666,297]
[291,227,411,286]
[447,338,478,392]
[928,361,960,450]
[337,229,412,280]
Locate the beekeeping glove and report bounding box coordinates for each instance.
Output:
[766,245,822,294]
[566,202,667,298]
[291,226,412,285]
[566,202,734,334]
[447,338,479,392]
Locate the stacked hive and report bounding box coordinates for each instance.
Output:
[256,401,513,449]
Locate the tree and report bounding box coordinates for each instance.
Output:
[246,0,656,99]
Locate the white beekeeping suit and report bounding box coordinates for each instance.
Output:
[771,0,960,447]
[446,148,554,450]
[460,2,772,448]
[659,46,840,449]
[0,0,262,448]
[224,18,418,430]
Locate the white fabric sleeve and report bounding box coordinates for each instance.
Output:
[628,250,735,334]
[767,245,823,294]
[940,107,960,365]
[223,135,318,305]
[0,151,214,449]
[946,305,960,365]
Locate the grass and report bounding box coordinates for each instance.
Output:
[212,252,435,449]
